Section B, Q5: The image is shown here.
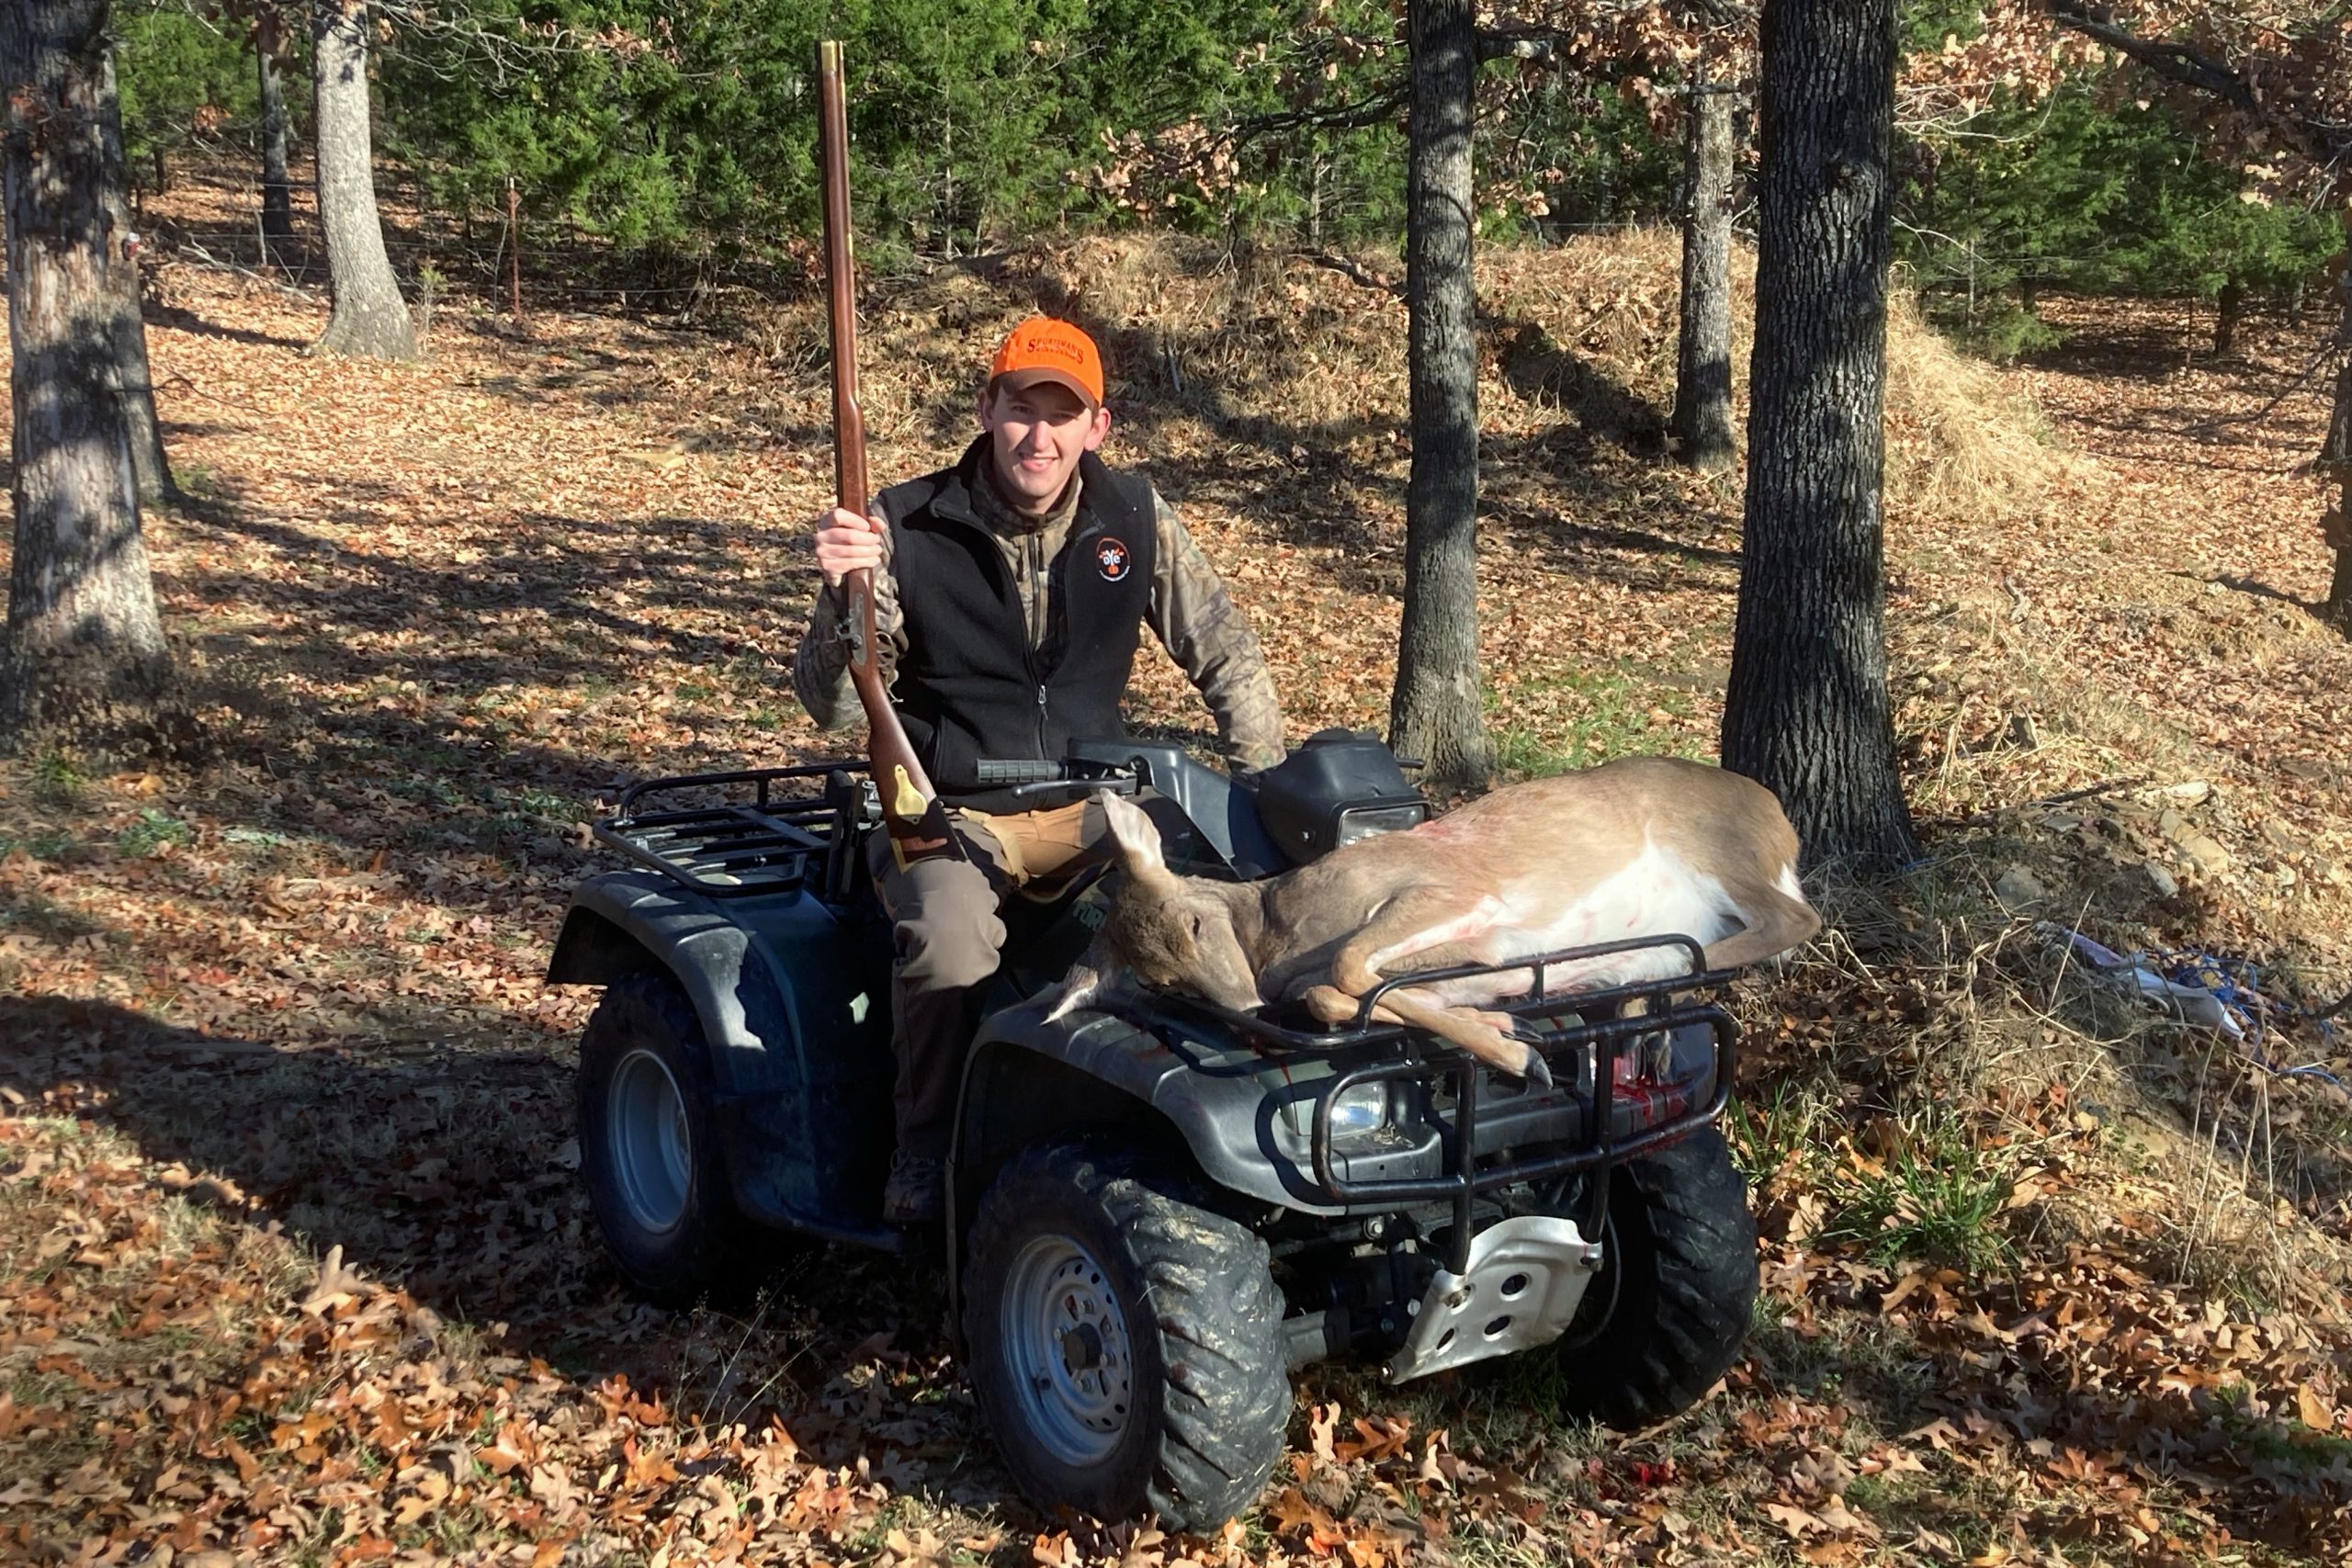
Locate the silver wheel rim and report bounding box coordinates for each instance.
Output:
[608,1047,692,1234]
[1000,1234,1135,1466]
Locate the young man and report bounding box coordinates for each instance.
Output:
[793,316,1285,1224]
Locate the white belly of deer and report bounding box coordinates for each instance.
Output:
[1407,836,1744,1008]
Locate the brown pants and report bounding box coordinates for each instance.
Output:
[867,799,1105,1161]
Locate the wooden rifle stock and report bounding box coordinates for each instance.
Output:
[817,40,964,867]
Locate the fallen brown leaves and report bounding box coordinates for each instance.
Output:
[5,170,2352,1564]
[0,1108,895,1565]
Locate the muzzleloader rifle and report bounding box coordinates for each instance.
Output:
[817,39,964,868]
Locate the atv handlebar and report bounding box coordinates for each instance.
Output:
[970,759,1065,785]
[973,757,1144,801]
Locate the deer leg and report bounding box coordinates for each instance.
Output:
[1701,884,1822,971]
[1295,888,1550,1083]
[1297,982,1553,1088]
[1298,976,1505,1027]
[1325,886,1509,996]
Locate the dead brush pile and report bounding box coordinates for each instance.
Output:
[747,227,2064,533]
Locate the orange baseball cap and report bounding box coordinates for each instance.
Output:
[988,316,1104,408]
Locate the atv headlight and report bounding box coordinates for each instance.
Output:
[1333,803,1429,850]
[1326,1081,1390,1136]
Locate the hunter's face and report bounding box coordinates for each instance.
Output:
[981,380,1109,513]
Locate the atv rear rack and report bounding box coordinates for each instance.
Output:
[595,763,867,897]
[1115,932,1740,1271]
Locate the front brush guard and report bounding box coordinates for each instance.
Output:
[1119,932,1739,1273]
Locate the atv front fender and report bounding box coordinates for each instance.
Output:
[956,998,1413,1221]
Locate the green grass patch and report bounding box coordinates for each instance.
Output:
[1724,1076,1835,1191]
[504,787,574,819]
[116,809,194,857]
[385,775,467,808]
[2218,1402,2352,1476]
[1820,1111,2017,1273]
[28,751,87,808]
[0,829,81,861]
[1487,666,1702,779]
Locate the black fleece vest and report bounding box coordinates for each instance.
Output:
[876,436,1157,807]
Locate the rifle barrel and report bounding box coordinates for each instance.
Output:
[818,39,865,520]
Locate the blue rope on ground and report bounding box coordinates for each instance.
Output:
[2147,946,2348,1092]
[2040,922,2348,1093]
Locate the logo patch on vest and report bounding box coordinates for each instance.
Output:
[1093,536,1133,581]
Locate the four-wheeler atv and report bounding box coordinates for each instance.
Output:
[546,731,1759,1531]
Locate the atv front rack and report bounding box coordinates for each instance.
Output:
[1116,932,1740,1271]
[595,763,867,898]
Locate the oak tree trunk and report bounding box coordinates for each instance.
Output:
[1389,0,1491,791]
[1720,0,1917,871]
[1673,70,1736,472]
[257,8,294,265]
[2320,289,2352,629]
[310,1,413,358]
[96,47,173,503]
[0,0,179,757]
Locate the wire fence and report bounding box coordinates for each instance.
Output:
[140,168,2345,326]
[144,165,817,312]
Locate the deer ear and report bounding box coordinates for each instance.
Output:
[1043,959,1119,1023]
[1097,790,1168,881]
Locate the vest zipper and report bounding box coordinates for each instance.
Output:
[1026,532,1046,654]
[1026,531,1050,757]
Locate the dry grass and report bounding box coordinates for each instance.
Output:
[1884,291,2075,525]
[1779,834,2352,1322]
[744,227,2063,534]
[6,176,2351,1562]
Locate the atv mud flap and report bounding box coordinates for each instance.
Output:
[1386,1214,1603,1382]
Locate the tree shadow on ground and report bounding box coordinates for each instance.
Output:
[104,485,831,923]
[2177,570,2313,610]
[2020,314,2194,382]
[2049,410,2314,472]
[146,299,309,352]
[0,994,942,1428]
[169,492,793,685]
[1496,319,1668,464]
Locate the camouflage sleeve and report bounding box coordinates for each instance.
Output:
[790,522,905,730]
[1146,489,1287,773]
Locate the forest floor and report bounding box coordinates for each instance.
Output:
[3,173,2352,1566]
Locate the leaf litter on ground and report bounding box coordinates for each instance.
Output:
[2,172,2351,1563]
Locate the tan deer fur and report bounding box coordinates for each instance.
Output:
[1045,756,1819,1083]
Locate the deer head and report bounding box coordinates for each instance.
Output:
[1043,791,1262,1021]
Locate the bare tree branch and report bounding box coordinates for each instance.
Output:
[2041,0,2351,164]
[1225,83,1411,152]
